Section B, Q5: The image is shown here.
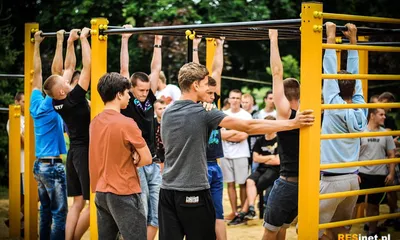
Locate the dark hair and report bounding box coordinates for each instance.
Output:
[367,108,385,121]
[337,70,355,100]
[229,89,242,96]
[264,115,276,121]
[283,78,300,101]
[14,92,24,101]
[223,98,230,106]
[378,92,396,103]
[178,62,209,92]
[130,72,150,87]
[71,70,81,85]
[97,73,131,103]
[154,99,166,105]
[369,94,379,103]
[264,90,273,99]
[208,76,217,87]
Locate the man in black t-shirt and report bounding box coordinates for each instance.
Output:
[228,115,280,226]
[119,24,163,240]
[42,28,91,240]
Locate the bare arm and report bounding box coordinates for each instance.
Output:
[149,35,163,93]
[221,129,248,142]
[135,145,152,167]
[253,152,280,165]
[192,36,201,64]
[77,28,91,91]
[386,149,396,185]
[120,24,133,79]
[32,31,45,91]
[51,30,65,75]
[211,37,224,94]
[269,30,291,119]
[219,109,314,135]
[63,29,80,84]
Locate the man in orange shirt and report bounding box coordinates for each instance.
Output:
[89,72,152,239]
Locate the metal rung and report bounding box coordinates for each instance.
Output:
[322,12,400,24]
[320,158,400,170]
[319,212,400,229]
[321,130,400,139]
[322,73,400,80]
[323,43,400,52]
[320,185,400,200]
[321,103,400,110]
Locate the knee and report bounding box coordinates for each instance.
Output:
[246,179,255,186]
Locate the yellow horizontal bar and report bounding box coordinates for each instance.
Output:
[320,185,400,200]
[322,103,400,110]
[321,130,400,140]
[322,12,400,24]
[322,73,400,80]
[322,43,400,52]
[320,158,400,170]
[319,212,400,229]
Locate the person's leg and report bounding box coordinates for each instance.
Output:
[246,178,258,207]
[145,163,162,240]
[220,158,236,219]
[239,184,246,210]
[34,161,52,240]
[50,163,68,240]
[177,189,216,240]
[138,167,150,218]
[233,157,249,208]
[94,193,119,240]
[158,189,184,240]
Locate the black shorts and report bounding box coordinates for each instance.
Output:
[67,146,90,200]
[248,167,279,192]
[357,173,387,205]
[158,188,216,240]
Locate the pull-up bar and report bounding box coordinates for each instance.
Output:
[0,74,24,78]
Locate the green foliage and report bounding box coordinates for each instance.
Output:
[266,54,300,80]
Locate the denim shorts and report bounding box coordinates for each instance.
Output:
[207,162,224,219]
[139,163,162,227]
[263,177,298,231]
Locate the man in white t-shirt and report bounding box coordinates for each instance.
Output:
[221,89,252,220]
[156,71,181,105]
[254,90,276,119]
[6,92,25,228]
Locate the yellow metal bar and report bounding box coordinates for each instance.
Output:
[358,36,369,99]
[298,2,323,240]
[335,50,341,71]
[319,212,400,229]
[321,130,400,140]
[322,43,400,52]
[206,38,218,96]
[321,102,400,109]
[322,73,400,80]
[90,17,108,240]
[320,185,400,200]
[321,158,400,170]
[8,104,21,237]
[24,22,38,240]
[322,12,400,24]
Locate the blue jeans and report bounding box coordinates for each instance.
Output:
[33,160,68,240]
[138,163,162,227]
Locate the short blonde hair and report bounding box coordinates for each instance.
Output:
[43,75,62,98]
[178,62,209,92]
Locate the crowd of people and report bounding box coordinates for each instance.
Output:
[6,22,399,240]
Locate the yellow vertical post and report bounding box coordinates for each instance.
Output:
[358,36,369,100]
[8,104,21,237]
[90,18,108,240]
[206,38,219,98]
[24,22,38,240]
[298,2,323,240]
[336,50,341,71]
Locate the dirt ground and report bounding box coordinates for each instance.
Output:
[1,189,400,240]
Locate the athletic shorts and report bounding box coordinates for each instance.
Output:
[207,162,224,219]
[357,172,387,205]
[66,146,90,200]
[220,157,249,184]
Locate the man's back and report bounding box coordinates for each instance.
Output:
[161,100,225,191]
[30,89,66,157]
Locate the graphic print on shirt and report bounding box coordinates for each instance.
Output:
[261,142,278,155]
[208,129,220,145]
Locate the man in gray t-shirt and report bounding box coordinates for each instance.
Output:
[356,108,396,236]
[158,62,315,240]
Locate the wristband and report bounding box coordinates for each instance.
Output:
[193,48,198,52]
[154,44,162,48]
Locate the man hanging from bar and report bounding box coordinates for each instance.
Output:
[42,27,92,240]
[319,22,368,240]
[30,30,68,240]
[119,24,163,240]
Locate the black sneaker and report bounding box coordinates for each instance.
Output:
[244,210,257,220]
[228,213,246,226]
